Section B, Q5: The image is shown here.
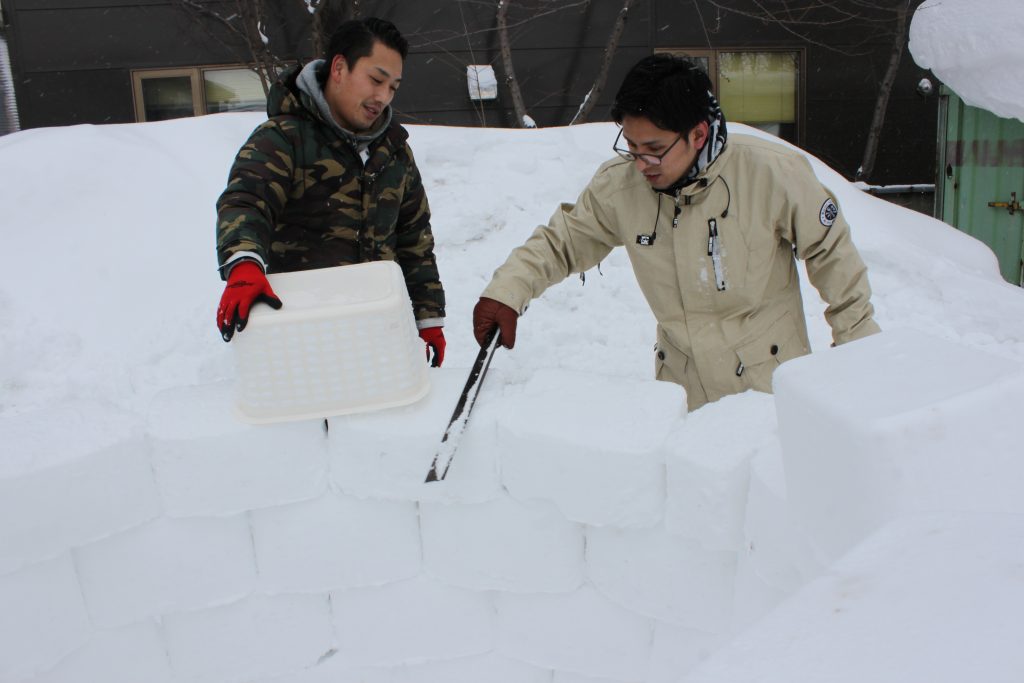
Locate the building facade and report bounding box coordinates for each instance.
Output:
[1,0,936,186]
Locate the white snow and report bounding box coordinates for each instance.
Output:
[1,107,1023,682]
[420,495,585,593]
[331,577,494,666]
[162,593,335,682]
[148,382,329,517]
[909,0,1024,122]
[775,327,1024,565]
[73,515,257,628]
[682,512,1024,683]
[0,555,93,681]
[250,493,421,593]
[499,369,678,528]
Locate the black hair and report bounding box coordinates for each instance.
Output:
[323,17,409,67]
[610,54,714,134]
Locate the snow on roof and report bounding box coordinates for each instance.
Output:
[909,0,1024,122]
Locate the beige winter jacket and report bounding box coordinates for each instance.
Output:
[482,133,880,410]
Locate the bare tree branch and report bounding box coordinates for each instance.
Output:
[571,0,635,125]
[699,0,909,56]
[311,0,361,59]
[405,0,592,51]
[174,0,290,95]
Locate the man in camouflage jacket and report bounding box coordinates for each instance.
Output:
[215,18,446,364]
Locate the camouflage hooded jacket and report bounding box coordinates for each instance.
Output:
[215,63,445,324]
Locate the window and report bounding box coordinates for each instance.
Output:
[656,48,802,145]
[203,68,267,114]
[132,66,267,122]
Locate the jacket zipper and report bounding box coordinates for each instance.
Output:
[707,218,726,291]
[360,171,378,261]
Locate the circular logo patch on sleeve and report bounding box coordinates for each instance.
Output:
[819,198,839,228]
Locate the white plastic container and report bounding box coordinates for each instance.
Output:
[232,261,430,424]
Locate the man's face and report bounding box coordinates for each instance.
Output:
[620,115,709,190]
[325,40,403,133]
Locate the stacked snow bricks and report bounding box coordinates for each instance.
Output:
[0,366,796,683]
[5,326,1023,682]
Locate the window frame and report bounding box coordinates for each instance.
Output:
[654,47,806,147]
[131,64,266,122]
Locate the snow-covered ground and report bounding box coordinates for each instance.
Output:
[2,47,1024,682]
[910,0,1024,123]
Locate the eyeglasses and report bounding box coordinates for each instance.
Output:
[613,128,683,166]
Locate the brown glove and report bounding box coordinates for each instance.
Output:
[473,297,519,349]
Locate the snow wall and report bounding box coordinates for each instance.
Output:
[2,328,1024,683]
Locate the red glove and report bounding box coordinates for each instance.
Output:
[419,326,445,367]
[216,261,283,342]
[473,297,519,348]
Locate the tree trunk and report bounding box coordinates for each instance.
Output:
[497,0,533,128]
[856,0,912,182]
[571,0,635,125]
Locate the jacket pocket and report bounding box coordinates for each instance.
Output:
[734,311,807,392]
[654,331,689,386]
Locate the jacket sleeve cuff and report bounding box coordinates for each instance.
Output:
[219,252,267,279]
[480,281,532,316]
[416,317,445,330]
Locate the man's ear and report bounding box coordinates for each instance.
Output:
[330,54,348,78]
[690,120,710,147]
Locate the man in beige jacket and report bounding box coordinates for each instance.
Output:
[473,54,880,411]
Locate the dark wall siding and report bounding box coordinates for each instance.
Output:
[3,0,937,185]
[18,68,133,125]
[14,6,210,71]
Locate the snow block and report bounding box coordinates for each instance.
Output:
[0,402,159,576]
[553,672,628,683]
[647,621,730,683]
[495,585,654,680]
[732,557,790,634]
[731,444,818,630]
[420,494,584,593]
[680,513,1024,683]
[73,515,257,627]
[162,594,335,683]
[0,555,92,681]
[28,622,173,683]
[250,492,420,594]
[395,654,553,683]
[498,369,682,528]
[148,382,328,517]
[774,328,1024,564]
[740,446,821,591]
[328,367,503,503]
[247,653,551,683]
[586,525,736,632]
[664,391,778,550]
[330,577,494,666]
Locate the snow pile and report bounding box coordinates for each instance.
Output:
[1,114,1024,682]
[909,0,1024,122]
[680,327,1024,682]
